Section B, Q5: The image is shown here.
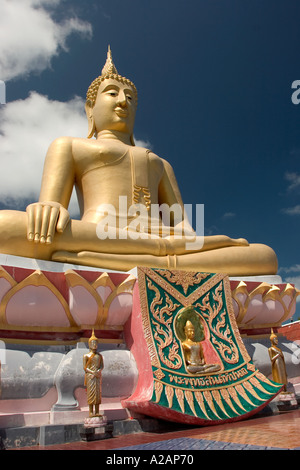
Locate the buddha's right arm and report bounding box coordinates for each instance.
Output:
[26,137,75,243]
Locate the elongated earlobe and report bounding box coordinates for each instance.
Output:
[85,102,96,139]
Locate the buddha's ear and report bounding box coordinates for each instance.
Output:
[85,101,96,139]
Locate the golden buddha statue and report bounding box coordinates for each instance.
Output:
[83,330,104,417]
[181,320,221,374]
[268,329,288,392]
[0,47,278,276]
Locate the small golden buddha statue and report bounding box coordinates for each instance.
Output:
[268,329,288,392]
[83,330,104,417]
[0,47,278,276]
[181,320,221,374]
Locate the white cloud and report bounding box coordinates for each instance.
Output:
[0,0,92,81]
[285,171,300,191]
[0,92,87,216]
[134,138,153,149]
[222,212,236,219]
[280,265,300,303]
[0,81,5,104]
[282,205,300,216]
[279,264,300,274]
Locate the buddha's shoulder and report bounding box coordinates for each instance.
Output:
[48,136,84,151]
[50,136,94,146]
[134,145,168,163]
[49,136,104,155]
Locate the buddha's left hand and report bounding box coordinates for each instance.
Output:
[26,201,70,244]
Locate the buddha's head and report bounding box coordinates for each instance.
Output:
[270,328,278,345]
[88,329,98,351]
[184,320,195,341]
[85,47,138,144]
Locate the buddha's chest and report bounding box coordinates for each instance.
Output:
[73,141,164,186]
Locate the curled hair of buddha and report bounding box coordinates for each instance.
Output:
[86,46,138,108]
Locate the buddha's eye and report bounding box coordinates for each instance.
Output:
[127,95,132,101]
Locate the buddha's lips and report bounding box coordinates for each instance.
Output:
[115,108,128,117]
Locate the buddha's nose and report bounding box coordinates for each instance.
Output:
[117,90,127,107]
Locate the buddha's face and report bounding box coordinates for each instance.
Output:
[91,78,137,136]
[185,325,195,341]
[89,339,98,351]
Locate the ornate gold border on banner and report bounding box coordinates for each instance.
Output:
[138,268,160,368]
[141,267,226,306]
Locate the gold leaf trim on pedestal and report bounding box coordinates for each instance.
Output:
[0,270,76,327]
[231,281,248,324]
[101,273,136,324]
[92,272,116,292]
[231,281,300,327]
[65,270,104,324]
[0,266,17,287]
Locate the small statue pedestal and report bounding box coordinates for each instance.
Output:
[272,391,298,412]
[80,414,110,442]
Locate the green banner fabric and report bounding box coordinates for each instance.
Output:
[135,267,282,423]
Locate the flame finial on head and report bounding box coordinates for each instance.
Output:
[270,328,277,341]
[88,328,98,345]
[101,45,118,76]
[184,320,194,330]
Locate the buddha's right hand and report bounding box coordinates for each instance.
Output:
[26,201,70,244]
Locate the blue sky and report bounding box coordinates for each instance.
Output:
[0,0,300,317]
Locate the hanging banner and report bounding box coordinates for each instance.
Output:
[123,267,282,425]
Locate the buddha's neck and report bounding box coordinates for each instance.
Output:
[96,130,132,145]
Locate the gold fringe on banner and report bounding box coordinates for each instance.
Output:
[236,384,256,407]
[212,389,231,418]
[154,380,163,403]
[203,390,221,419]
[175,388,185,414]
[243,380,266,402]
[185,389,197,417]
[220,387,240,415]
[249,376,274,395]
[165,385,174,408]
[194,391,211,420]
